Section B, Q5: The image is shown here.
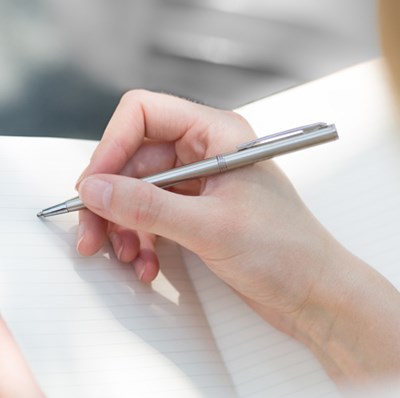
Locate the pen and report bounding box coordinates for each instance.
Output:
[37,122,338,218]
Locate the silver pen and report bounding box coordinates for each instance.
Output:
[37,122,338,218]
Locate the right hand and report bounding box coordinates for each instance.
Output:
[76,90,336,320]
[76,90,400,385]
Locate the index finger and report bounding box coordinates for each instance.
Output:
[76,90,229,184]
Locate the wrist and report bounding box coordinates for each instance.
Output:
[293,243,400,385]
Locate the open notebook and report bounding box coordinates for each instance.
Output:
[0,60,399,397]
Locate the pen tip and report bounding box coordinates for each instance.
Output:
[37,211,43,218]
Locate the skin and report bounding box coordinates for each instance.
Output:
[0,317,44,397]
[75,90,400,387]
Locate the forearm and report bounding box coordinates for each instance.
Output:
[246,236,400,387]
[294,244,400,386]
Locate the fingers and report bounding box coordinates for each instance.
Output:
[74,91,256,284]
[77,210,108,256]
[78,174,214,251]
[107,228,159,283]
[107,225,140,263]
[77,210,141,262]
[133,232,160,283]
[76,90,234,185]
[119,140,177,178]
[77,209,160,283]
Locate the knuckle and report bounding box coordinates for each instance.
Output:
[223,110,252,128]
[120,89,150,105]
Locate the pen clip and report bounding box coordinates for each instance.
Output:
[236,122,328,151]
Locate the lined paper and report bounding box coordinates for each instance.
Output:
[0,136,235,398]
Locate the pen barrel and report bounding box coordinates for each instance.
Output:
[141,157,221,188]
[141,124,337,188]
[40,124,337,216]
[223,124,338,169]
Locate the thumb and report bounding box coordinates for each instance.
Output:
[78,174,213,249]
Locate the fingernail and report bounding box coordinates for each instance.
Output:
[80,177,113,210]
[75,173,84,190]
[109,232,123,260]
[76,222,85,253]
[75,166,88,189]
[133,258,146,281]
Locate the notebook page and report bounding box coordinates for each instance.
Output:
[0,136,236,398]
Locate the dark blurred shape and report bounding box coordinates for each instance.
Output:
[0,68,120,139]
[0,0,379,140]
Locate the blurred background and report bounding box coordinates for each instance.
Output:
[0,0,379,140]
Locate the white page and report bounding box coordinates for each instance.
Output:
[184,60,400,397]
[0,136,236,398]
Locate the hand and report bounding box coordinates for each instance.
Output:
[76,90,328,313]
[74,89,340,343]
[76,90,400,385]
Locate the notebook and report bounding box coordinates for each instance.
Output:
[0,59,398,397]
